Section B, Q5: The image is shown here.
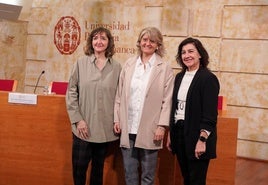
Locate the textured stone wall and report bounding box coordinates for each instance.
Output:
[0,20,27,92]
[0,0,267,160]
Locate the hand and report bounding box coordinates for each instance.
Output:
[195,140,206,159]
[154,126,165,141]
[113,122,121,134]
[166,131,172,152]
[76,120,89,139]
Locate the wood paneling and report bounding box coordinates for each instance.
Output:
[0,92,238,185]
[0,92,72,185]
[207,114,238,185]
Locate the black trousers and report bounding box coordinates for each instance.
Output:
[72,134,107,185]
[173,120,210,185]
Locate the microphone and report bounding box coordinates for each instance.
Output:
[33,70,45,94]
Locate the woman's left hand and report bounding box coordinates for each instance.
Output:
[195,140,206,159]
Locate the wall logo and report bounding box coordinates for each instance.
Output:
[54,16,81,55]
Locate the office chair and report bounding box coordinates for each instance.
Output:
[49,81,68,95]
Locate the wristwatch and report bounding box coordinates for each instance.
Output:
[199,136,207,142]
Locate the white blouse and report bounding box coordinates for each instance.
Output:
[128,53,156,134]
[175,69,197,121]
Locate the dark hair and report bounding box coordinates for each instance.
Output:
[136,27,165,57]
[84,27,115,57]
[176,37,209,71]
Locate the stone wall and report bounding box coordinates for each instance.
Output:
[0,0,267,160]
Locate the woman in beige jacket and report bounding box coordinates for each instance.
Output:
[114,27,174,185]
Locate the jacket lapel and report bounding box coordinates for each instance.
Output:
[145,55,163,94]
[124,57,137,99]
[186,69,201,101]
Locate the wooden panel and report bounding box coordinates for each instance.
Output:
[0,92,73,185]
[207,116,238,185]
[0,92,238,185]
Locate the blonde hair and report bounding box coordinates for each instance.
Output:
[136,27,165,57]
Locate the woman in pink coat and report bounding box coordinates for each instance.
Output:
[113,27,174,185]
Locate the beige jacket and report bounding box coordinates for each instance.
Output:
[114,55,174,149]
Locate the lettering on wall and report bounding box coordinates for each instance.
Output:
[54,16,81,55]
[85,21,136,55]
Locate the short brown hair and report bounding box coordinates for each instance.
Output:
[84,27,115,58]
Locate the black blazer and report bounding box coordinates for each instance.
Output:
[169,67,220,160]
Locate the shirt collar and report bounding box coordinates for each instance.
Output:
[185,68,198,75]
[137,53,156,67]
[89,55,111,64]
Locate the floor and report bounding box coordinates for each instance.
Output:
[235,157,268,185]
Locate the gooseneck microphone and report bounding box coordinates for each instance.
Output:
[33,70,45,94]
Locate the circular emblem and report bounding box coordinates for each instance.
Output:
[54,16,81,55]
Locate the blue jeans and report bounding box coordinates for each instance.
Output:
[121,134,158,185]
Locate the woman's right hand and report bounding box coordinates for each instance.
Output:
[76,120,89,139]
[113,122,121,134]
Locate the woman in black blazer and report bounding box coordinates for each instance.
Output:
[167,37,220,185]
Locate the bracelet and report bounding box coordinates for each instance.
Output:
[199,136,207,142]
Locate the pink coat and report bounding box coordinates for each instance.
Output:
[114,55,174,149]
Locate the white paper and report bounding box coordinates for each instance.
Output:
[8,92,37,105]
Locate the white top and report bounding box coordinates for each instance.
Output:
[175,69,197,121]
[128,53,156,134]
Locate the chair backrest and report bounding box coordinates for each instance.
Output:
[0,79,17,91]
[218,96,227,110]
[50,81,68,95]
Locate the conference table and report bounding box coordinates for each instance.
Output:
[0,91,238,185]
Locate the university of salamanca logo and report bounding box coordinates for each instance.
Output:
[54,16,81,55]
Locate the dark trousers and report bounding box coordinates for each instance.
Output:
[173,120,210,185]
[72,134,107,185]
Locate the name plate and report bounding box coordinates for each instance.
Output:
[8,92,37,105]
